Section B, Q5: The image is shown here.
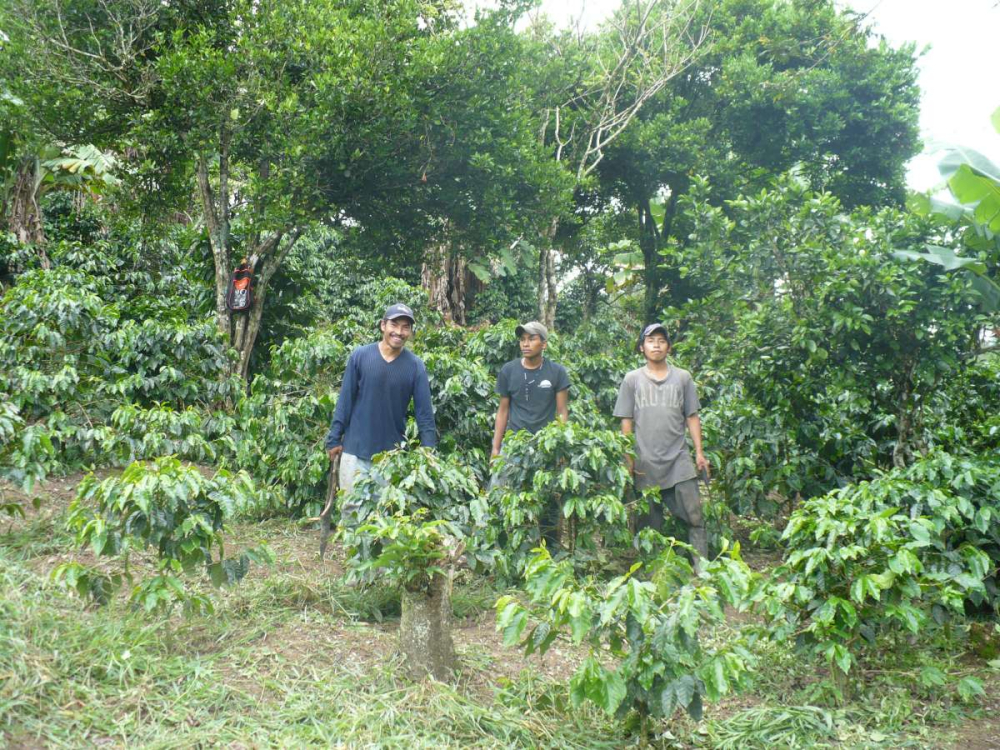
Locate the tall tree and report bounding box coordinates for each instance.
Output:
[520,0,708,328]
[1,0,557,375]
[595,0,922,322]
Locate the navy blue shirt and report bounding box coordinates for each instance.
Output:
[324,343,437,460]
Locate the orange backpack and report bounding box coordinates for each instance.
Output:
[226,262,253,312]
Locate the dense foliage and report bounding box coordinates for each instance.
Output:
[497,539,760,726]
[1,0,998,740]
[484,421,635,577]
[341,447,485,590]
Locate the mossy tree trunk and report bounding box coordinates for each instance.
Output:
[399,570,456,681]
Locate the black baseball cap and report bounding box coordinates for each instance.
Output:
[383,303,415,324]
[637,323,670,352]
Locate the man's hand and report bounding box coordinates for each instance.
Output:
[327,445,343,462]
[490,446,501,461]
[695,451,710,478]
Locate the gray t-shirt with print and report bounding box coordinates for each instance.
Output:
[613,366,701,490]
[496,358,570,434]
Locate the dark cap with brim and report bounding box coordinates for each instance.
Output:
[637,323,670,352]
[383,303,415,323]
[515,321,548,340]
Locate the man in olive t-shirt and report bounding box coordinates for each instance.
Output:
[613,323,709,566]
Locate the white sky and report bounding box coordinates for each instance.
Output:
[532,0,1000,192]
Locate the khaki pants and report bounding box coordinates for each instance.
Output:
[338,452,373,521]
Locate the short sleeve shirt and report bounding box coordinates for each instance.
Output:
[613,366,700,490]
[496,358,570,434]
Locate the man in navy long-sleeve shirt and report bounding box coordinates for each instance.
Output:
[325,303,437,504]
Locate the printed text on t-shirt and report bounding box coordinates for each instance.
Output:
[635,383,683,410]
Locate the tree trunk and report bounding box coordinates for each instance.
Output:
[232,280,267,380]
[536,219,559,329]
[196,154,232,341]
[229,231,301,380]
[421,241,468,325]
[537,243,547,323]
[892,362,915,469]
[399,571,456,681]
[639,202,660,324]
[197,138,301,381]
[7,158,50,269]
[830,661,852,703]
[544,245,557,329]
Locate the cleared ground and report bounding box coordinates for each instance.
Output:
[1,474,998,748]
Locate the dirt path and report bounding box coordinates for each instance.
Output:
[947,674,1000,749]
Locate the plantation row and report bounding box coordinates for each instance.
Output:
[2,193,999,732]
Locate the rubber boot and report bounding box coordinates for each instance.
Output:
[689,526,708,574]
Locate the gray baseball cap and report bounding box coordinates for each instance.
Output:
[383,303,415,323]
[515,321,548,340]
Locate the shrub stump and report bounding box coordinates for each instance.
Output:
[399,570,456,681]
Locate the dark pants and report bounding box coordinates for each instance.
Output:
[639,478,708,564]
[540,499,561,551]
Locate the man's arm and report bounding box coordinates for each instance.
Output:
[555,389,569,423]
[613,376,635,474]
[620,417,634,473]
[413,361,438,448]
[326,352,359,459]
[491,396,510,458]
[686,414,709,476]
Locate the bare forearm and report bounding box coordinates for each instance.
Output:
[556,390,569,423]
[492,401,510,455]
[687,414,710,475]
[621,418,634,471]
[687,415,703,455]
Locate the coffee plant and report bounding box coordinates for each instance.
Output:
[58,457,272,614]
[0,401,57,497]
[496,538,759,731]
[0,262,239,476]
[341,446,485,573]
[763,451,999,695]
[340,447,484,681]
[484,420,634,577]
[421,349,496,475]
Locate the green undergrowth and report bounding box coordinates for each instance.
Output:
[694,621,997,748]
[0,544,626,748]
[3,499,997,748]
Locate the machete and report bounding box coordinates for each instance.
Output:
[319,454,340,560]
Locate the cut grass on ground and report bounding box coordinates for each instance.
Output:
[2,473,998,748]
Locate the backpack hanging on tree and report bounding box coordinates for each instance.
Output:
[226,261,253,312]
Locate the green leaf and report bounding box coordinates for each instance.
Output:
[674,674,696,710]
[468,261,492,283]
[893,247,986,274]
[649,197,666,227]
[939,146,1000,185]
[571,658,627,715]
[659,682,678,717]
[919,665,947,688]
[957,676,985,702]
[686,690,703,721]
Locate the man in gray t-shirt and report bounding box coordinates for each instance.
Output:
[613,323,709,566]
